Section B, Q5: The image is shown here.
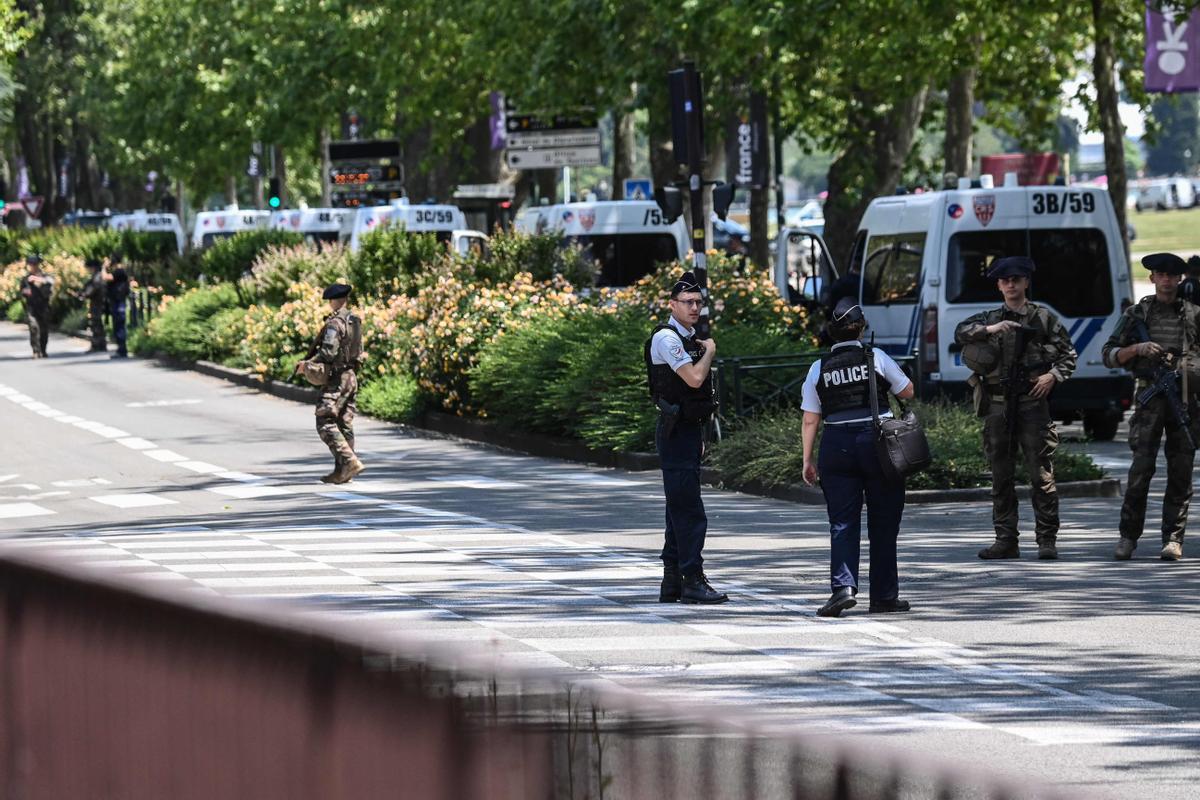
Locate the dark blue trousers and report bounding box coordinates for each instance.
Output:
[818,422,905,602]
[657,418,706,578]
[111,302,127,356]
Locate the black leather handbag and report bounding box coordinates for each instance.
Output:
[866,347,932,481]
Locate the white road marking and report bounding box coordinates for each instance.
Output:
[0,502,55,519]
[215,471,265,483]
[0,483,40,491]
[167,562,333,574]
[207,484,293,499]
[143,449,187,463]
[126,399,203,408]
[89,493,179,509]
[0,474,18,483]
[431,474,526,490]
[54,415,85,424]
[177,461,225,474]
[52,478,113,488]
[196,575,374,588]
[116,437,157,450]
[4,491,70,501]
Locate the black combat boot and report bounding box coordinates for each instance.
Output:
[680,573,728,605]
[868,598,911,614]
[1036,537,1058,560]
[659,564,681,603]
[817,586,856,617]
[978,539,1020,559]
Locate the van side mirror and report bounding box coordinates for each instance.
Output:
[711,182,735,221]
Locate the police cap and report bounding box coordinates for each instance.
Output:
[322,283,351,300]
[670,271,702,298]
[830,298,865,328]
[25,253,42,266]
[986,256,1036,280]
[1142,252,1187,275]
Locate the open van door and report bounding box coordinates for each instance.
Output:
[774,227,838,310]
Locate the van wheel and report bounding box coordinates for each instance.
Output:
[1083,411,1120,441]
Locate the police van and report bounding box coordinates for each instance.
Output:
[109,210,186,255]
[512,200,689,287]
[847,174,1133,438]
[339,198,470,253]
[191,209,270,250]
[269,207,349,246]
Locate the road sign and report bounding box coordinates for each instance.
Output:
[623,179,653,201]
[21,196,44,219]
[505,146,602,170]
[507,130,601,149]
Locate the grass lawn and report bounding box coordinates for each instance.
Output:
[1129,206,1200,278]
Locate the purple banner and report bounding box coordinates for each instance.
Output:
[489,92,506,151]
[1146,2,1200,92]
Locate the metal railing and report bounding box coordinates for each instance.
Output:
[715,352,920,420]
[0,547,1080,800]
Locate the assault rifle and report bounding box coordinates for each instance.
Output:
[1131,318,1195,450]
[1003,324,1041,451]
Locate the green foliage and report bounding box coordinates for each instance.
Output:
[204,306,253,366]
[474,230,592,286]
[245,244,353,306]
[58,306,88,333]
[709,399,1103,491]
[6,299,22,322]
[358,372,425,423]
[199,231,304,286]
[136,284,241,361]
[350,228,445,298]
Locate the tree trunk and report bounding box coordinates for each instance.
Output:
[273,144,288,207]
[611,107,636,199]
[648,107,679,194]
[823,86,930,269]
[319,126,332,207]
[252,174,263,209]
[1092,0,1129,263]
[943,61,977,178]
[748,112,773,269]
[225,175,238,206]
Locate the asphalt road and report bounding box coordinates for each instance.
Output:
[2,321,1198,800]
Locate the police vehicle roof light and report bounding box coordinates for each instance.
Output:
[979,175,994,189]
[1004,172,1020,187]
[957,177,971,190]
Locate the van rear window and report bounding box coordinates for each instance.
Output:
[946,228,1114,317]
[572,234,680,287]
[200,232,236,247]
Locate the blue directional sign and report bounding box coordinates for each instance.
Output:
[623,179,653,201]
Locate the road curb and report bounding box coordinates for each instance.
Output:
[135,349,1123,506]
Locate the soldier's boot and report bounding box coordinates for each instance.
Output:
[1036,537,1058,560]
[1113,538,1137,560]
[1161,541,1183,561]
[320,461,341,484]
[978,539,1020,560]
[659,564,681,603]
[680,573,728,605]
[332,456,366,484]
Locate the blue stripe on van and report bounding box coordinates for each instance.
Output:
[1070,317,1105,356]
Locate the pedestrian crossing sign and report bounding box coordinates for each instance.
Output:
[623,179,652,201]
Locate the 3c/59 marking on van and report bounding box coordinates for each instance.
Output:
[1031,192,1095,215]
[415,209,454,224]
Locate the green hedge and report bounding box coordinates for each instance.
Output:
[131,284,241,361]
[709,400,1103,490]
[199,230,304,287]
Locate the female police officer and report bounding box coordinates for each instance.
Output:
[801,299,915,617]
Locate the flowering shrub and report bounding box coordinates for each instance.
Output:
[133,284,241,361]
[240,282,328,380]
[0,254,92,322]
[245,244,353,305]
[408,267,580,413]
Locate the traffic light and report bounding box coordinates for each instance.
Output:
[654,185,684,223]
[268,177,281,208]
[711,181,735,221]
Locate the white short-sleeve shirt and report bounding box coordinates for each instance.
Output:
[800,341,912,423]
[649,317,696,373]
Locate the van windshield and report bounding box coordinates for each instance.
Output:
[200,232,237,247]
[946,228,1114,317]
[571,233,680,287]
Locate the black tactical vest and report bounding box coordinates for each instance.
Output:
[644,323,716,421]
[815,344,891,421]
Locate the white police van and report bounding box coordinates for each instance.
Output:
[339,198,470,253]
[269,207,349,246]
[108,211,186,255]
[848,174,1133,438]
[513,200,689,287]
[191,209,270,250]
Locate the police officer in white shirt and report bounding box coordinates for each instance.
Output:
[801,299,914,617]
[643,271,727,604]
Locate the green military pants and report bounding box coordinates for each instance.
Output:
[315,369,358,467]
[1119,397,1200,544]
[982,396,1059,543]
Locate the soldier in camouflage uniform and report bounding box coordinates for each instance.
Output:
[1103,253,1200,561]
[19,254,53,358]
[954,256,1077,560]
[80,259,108,352]
[296,283,365,484]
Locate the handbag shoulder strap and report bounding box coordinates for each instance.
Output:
[865,345,882,424]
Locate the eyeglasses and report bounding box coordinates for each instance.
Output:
[673,298,704,307]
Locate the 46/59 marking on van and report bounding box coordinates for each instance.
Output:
[1032,192,1095,215]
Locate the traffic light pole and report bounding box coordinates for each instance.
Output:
[680,61,710,338]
